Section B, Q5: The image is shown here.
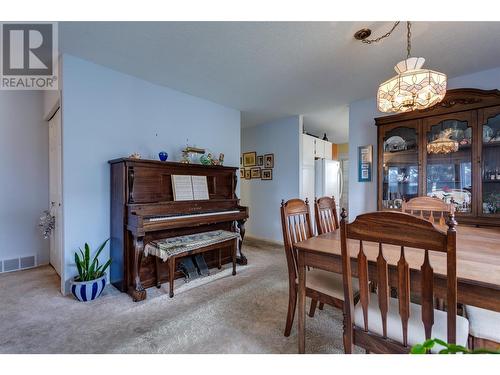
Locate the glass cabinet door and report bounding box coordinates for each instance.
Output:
[381,124,419,210]
[480,107,500,216]
[424,115,473,214]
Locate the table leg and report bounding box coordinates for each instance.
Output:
[298,250,306,354]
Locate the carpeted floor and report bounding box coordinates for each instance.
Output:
[0,239,351,354]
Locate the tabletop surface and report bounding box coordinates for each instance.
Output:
[294,225,500,288]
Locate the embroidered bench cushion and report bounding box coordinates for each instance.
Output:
[144,230,239,261]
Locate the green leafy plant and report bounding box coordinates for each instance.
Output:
[74,239,111,282]
[411,338,500,354]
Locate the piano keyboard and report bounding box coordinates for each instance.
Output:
[147,210,241,222]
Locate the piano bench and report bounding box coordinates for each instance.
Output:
[144,230,240,298]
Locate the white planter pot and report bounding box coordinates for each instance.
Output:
[70,274,106,302]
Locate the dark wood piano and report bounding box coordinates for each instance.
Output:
[109,158,249,302]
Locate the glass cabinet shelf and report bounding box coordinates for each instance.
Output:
[381,126,419,210]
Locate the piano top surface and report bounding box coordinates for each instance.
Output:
[108,157,238,171]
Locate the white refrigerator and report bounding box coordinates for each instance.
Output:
[315,159,343,213]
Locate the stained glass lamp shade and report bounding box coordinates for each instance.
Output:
[377,57,447,113]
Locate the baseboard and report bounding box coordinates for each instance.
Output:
[245,235,283,247]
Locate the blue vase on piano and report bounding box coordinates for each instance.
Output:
[158,151,168,161]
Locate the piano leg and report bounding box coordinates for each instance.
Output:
[168,257,175,298]
[129,235,147,302]
[232,238,237,276]
[236,218,248,265]
[155,256,162,288]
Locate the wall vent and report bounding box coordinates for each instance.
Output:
[0,255,37,273]
[3,258,20,272]
[20,256,36,269]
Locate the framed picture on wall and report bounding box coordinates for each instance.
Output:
[240,169,245,178]
[264,153,274,168]
[243,151,257,167]
[358,145,373,182]
[244,169,251,179]
[257,155,263,166]
[261,169,273,180]
[250,167,261,179]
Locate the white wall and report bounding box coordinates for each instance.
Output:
[61,54,241,293]
[348,66,500,218]
[240,116,301,243]
[0,91,49,266]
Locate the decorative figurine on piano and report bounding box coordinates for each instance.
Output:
[181,145,205,164]
[209,153,224,166]
[200,153,213,166]
[158,151,168,161]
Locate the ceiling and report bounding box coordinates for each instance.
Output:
[60,22,500,142]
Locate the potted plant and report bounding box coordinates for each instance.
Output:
[70,239,111,302]
[411,338,500,354]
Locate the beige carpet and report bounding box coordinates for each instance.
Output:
[0,239,350,354]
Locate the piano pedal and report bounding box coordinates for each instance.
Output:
[193,254,209,277]
[178,257,200,282]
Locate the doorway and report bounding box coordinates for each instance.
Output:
[48,107,63,276]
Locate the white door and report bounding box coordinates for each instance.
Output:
[48,108,63,276]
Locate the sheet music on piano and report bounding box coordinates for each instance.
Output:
[191,175,209,200]
[172,175,209,201]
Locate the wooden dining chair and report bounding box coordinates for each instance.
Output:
[314,196,339,235]
[465,306,500,350]
[339,209,469,353]
[401,196,455,226]
[280,198,358,337]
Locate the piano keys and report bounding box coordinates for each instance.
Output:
[109,158,249,301]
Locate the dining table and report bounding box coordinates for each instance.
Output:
[294,224,500,353]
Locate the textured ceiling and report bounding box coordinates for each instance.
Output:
[60,21,500,142]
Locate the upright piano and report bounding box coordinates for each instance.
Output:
[109,158,249,301]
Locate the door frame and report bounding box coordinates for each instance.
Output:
[46,99,65,294]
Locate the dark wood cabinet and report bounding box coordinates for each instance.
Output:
[375,88,500,226]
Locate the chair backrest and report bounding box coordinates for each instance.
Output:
[280,198,314,282]
[339,209,458,350]
[402,196,455,226]
[315,196,339,234]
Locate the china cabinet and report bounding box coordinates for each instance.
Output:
[375,88,500,226]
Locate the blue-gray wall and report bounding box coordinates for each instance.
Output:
[0,91,48,267]
[61,54,241,293]
[240,116,301,243]
[348,66,500,218]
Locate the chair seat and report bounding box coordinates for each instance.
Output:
[354,293,469,353]
[306,269,359,301]
[465,305,500,342]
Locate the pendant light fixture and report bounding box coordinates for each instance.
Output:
[426,128,459,154]
[355,22,447,113]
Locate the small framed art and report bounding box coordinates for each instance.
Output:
[251,167,261,179]
[358,145,373,182]
[243,151,257,167]
[240,169,245,178]
[264,153,274,168]
[244,169,251,179]
[261,169,273,180]
[257,155,263,166]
